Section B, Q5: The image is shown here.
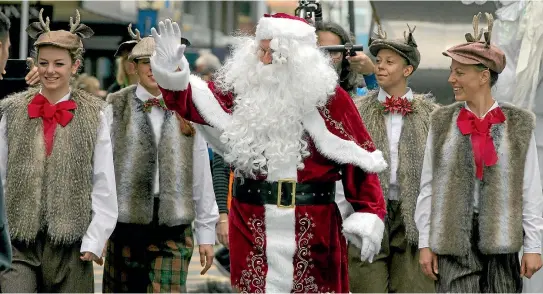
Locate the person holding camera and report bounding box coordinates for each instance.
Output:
[150,14,387,293]
[315,21,377,95]
[349,24,437,292]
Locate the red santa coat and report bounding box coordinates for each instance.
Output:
[157,71,386,293]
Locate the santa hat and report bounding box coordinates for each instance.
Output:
[255,13,316,45]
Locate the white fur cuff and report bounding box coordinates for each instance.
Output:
[342,212,385,257]
[151,56,190,91]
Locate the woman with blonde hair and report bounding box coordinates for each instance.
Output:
[106,40,139,94]
[0,9,118,292]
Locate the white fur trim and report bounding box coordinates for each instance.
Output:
[187,75,232,130]
[302,109,388,173]
[342,212,385,261]
[256,17,316,45]
[151,55,190,91]
[194,124,227,156]
[264,205,296,293]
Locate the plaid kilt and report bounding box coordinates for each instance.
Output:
[103,224,194,293]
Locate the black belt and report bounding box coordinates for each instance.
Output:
[233,178,335,207]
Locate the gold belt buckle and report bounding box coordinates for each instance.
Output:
[277,179,297,208]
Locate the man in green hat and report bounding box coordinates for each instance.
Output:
[350,24,437,293]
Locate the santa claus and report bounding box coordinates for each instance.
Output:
[150,13,387,293]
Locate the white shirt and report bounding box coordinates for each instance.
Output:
[377,87,414,200]
[415,101,543,253]
[0,91,118,257]
[105,84,219,245]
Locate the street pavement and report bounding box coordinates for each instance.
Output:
[93,246,230,293]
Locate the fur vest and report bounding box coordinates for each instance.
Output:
[107,85,195,226]
[354,90,436,245]
[429,102,534,256]
[0,88,103,245]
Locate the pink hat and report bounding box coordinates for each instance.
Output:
[443,12,506,73]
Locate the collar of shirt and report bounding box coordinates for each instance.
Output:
[463,101,500,118]
[39,88,71,104]
[135,83,162,102]
[377,87,414,102]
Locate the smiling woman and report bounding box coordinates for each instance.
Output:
[415,12,543,293]
[0,8,118,293]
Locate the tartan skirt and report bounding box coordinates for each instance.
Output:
[102,223,194,293]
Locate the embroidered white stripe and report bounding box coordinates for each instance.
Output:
[264,205,296,293]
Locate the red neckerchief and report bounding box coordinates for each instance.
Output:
[27,93,77,156]
[382,96,413,116]
[456,106,506,180]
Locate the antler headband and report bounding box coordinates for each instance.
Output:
[465,12,493,48]
[26,9,94,40]
[67,10,94,39]
[128,24,142,42]
[26,8,50,39]
[403,24,417,47]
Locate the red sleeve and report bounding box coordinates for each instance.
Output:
[322,87,386,220]
[159,80,234,125]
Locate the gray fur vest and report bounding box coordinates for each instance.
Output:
[107,85,195,226]
[354,90,436,245]
[0,88,103,245]
[429,102,534,256]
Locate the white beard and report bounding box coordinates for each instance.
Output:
[216,38,338,179]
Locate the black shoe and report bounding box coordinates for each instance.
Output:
[214,247,230,276]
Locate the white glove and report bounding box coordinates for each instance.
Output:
[360,235,379,263]
[151,19,186,72]
[342,212,385,263]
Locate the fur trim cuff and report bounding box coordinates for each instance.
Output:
[151,55,190,91]
[343,212,385,261]
[302,109,388,173]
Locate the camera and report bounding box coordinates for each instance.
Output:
[295,1,364,56]
[319,43,364,57]
[295,0,322,22]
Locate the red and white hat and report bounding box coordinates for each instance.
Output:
[255,13,316,45]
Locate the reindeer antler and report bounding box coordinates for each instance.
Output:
[465,12,484,42]
[127,23,142,41]
[376,25,387,39]
[69,10,81,34]
[483,12,494,48]
[403,23,416,43]
[39,8,50,32]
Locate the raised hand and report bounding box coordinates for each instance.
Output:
[151,19,186,72]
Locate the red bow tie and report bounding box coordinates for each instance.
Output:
[28,93,77,156]
[382,96,413,116]
[143,98,167,113]
[456,107,506,180]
